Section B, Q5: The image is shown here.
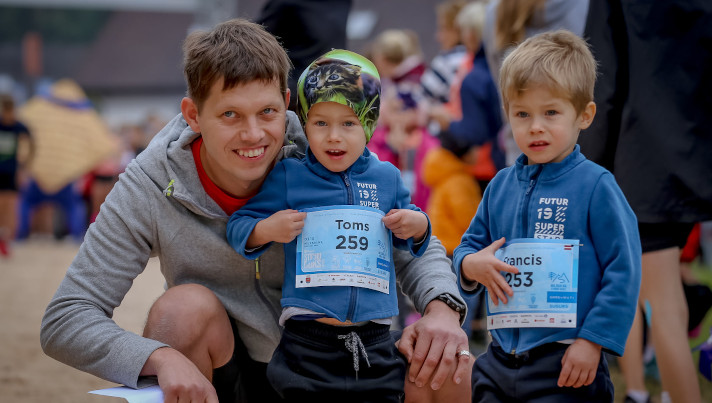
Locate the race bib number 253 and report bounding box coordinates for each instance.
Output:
[487,238,579,329]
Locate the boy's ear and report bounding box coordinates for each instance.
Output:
[181,97,201,133]
[284,88,291,109]
[578,101,596,130]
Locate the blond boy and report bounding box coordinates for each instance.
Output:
[453,30,641,401]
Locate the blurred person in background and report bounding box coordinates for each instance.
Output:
[369,29,439,330]
[482,0,590,166]
[367,91,439,213]
[420,0,468,111]
[370,28,428,123]
[678,223,712,340]
[83,121,154,224]
[421,129,481,259]
[257,0,352,111]
[581,1,712,402]
[427,0,504,343]
[16,179,87,242]
[0,94,32,256]
[429,1,504,192]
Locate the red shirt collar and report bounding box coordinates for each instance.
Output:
[191,137,250,214]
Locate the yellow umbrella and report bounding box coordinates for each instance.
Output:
[18,79,119,194]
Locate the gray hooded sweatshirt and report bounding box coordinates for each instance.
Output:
[40,112,464,389]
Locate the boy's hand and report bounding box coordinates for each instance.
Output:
[460,237,519,305]
[558,338,602,388]
[382,209,428,241]
[247,209,306,248]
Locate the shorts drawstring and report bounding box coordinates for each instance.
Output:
[338,331,371,379]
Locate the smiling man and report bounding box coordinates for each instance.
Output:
[40,19,470,403]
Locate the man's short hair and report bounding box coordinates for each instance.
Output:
[499,29,597,115]
[182,18,292,111]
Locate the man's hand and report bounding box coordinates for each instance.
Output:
[558,338,602,388]
[247,209,306,248]
[461,237,518,305]
[397,299,472,391]
[383,210,428,242]
[141,347,218,403]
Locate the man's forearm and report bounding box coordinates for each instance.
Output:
[394,236,466,316]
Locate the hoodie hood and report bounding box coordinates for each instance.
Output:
[422,147,469,188]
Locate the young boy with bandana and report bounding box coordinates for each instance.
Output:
[226,50,436,402]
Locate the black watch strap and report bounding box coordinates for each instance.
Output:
[435,293,467,323]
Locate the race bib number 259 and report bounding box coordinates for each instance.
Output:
[295,206,392,293]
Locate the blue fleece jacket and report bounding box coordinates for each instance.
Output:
[227,147,430,323]
[453,146,641,356]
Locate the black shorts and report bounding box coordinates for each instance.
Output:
[472,342,613,402]
[0,172,16,191]
[212,318,284,403]
[266,319,406,402]
[213,319,406,403]
[638,222,695,253]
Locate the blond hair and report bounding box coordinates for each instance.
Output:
[182,19,292,111]
[371,29,421,65]
[455,1,487,36]
[499,29,597,115]
[494,0,547,51]
[436,0,466,31]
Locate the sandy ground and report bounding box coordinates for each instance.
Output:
[0,239,165,402]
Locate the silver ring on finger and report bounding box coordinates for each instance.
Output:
[456,349,471,358]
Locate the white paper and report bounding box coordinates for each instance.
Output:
[89,385,163,403]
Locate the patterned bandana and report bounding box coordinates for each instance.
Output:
[297,49,381,143]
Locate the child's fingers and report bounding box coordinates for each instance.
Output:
[497,262,519,274]
[489,271,514,297]
[287,211,306,222]
[483,237,507,253]
[583,368,596,386]
[572,369,588,388]
[569,368,583,388]
[488,283,509,305]
[488,290,501,306]
[557,364,573,387]
[382,214,399,227]
[557,349,572,387]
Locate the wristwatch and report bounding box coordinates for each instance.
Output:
[434,293,467,323]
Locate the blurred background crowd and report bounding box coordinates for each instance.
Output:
[0,1,710,402]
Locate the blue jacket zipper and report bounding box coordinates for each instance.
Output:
[341,172,357,321]
[511,164,542,353]
[521,165,542,236]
